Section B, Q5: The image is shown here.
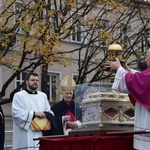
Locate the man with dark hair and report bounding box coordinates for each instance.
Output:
[12,72,55,150]
[25,72,39,80]
[0,105,4,150]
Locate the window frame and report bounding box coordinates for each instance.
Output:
[15,1,25,34]
[71,12,85,43]
[141,37,150,52]
[15,72,28,90]
[47,71,61,101]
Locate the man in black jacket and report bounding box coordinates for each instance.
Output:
[51,76,82,135]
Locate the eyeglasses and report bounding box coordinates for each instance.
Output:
[29,79,39,82]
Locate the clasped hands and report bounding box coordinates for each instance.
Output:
[64,115,76,129]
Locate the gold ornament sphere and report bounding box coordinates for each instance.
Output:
[108,44,123,51]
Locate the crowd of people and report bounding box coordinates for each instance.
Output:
[1,47,150,150]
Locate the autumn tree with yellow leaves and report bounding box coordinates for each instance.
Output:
[0,0,149,104]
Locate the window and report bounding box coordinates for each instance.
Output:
[47,72,60,101]
[93,28,102,46]
[141,37,150,52]
[93,20,108,47]
[71,13,85,43]
[119,23,132,49]
[49,14,61,31]
[72,26,84,42]
[119,23,128,42]
[15,1,25,34]
[15,72,27,90]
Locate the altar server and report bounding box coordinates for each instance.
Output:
[12,72,55,150]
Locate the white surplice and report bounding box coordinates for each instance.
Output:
[12,90,54,150]
[112,66,150,150]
